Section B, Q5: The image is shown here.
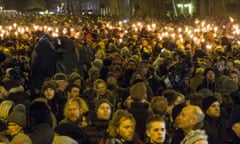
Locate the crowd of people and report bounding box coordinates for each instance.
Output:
[0,13,240,144]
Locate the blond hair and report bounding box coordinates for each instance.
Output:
[93,78,106,90]
[108,109,136,138]
[63,97,89,117]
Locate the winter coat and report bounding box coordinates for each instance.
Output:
[203,115,229,144]
[30,40,57,89]
[128,102,153,141]
[29,123,54,144]
[84,117,109,144]
[180,129,208,144]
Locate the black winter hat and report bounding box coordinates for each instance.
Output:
[53,73,67,81]
[55,123,88,143]
[172,103,186,121]
[202,96,218,111]
[29,101,51,124]
[68,72,82,84]
[95,98,113,112]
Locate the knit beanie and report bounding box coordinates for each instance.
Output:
[95,99,113,112]
[172,103,186,121]
[68,72,81,84]
[41,80,58,92]
[53,73,67,81]
[7,104,26,128]
[202,96,218,111]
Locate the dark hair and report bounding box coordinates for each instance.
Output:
[162,89,178,105]
[187,92,204,107]
[65,83,80,93]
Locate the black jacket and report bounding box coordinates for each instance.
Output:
[128,102,153,141]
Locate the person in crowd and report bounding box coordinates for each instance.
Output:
[33,79,61,123]
[28,101,54,144]
[229,70,240,88]
[99,109,143,144]
[3,79,30,107]
[93,78,117,111]
[111,63,127,88]
[65,83,81,99]
[201,96,229,144]
[6,104,32,144]
[51,73,69,121]
[52,72,68,99]
[85,66,100,89]
[223,58,240,77]
[175,105,208,144]
[55,36,80,75]
[225,89,240,143]
[68,72,85,93]
[150,96,168,117]
[54,123,89,144]
[162,89,184,116]
[128,81,153,141]
[130,71,153,101]
[162,89,184,134]
[171,103,187,144]
[123,58,139,87]
[84,99,113,143]
[197,67,218,92]
[59,97,89,127]
[117,95,134,110]
[30,35,57,99]
[145,115,169,144]
[190,67,204,92]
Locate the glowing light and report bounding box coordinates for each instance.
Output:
[206,44,212,50]
[229,16,234,23]
[13,23,17,28]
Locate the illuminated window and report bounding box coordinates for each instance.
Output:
[177,3,193,15]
